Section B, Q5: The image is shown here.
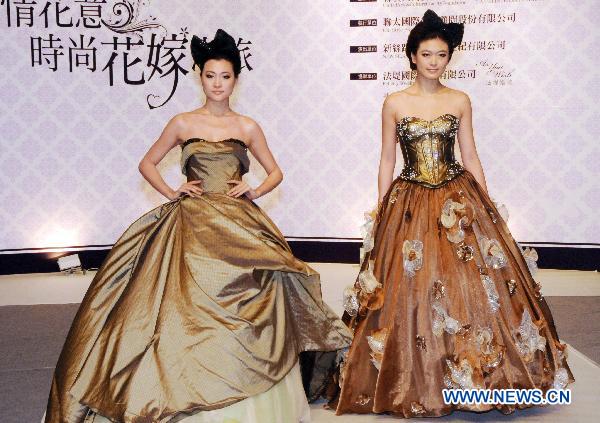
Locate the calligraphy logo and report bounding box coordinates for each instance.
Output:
[3,0,254,109]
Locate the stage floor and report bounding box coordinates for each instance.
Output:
[1,265,599,422]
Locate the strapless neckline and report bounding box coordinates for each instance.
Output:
[397,113,460,126]
[182,138,248,149]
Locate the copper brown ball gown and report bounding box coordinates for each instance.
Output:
[331,114,574,417]
[44,138,353,422]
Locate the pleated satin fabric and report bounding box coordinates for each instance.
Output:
[331,115,573,417]
[44,140,352,422]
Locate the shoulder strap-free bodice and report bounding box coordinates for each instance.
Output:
[180,139,250,194]
[396,114,464,188]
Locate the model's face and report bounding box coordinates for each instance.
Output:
[201,59,236,101]
[411,37,450,79]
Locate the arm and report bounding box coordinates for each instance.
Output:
[227,120,283,199]
[378,95,398,203]
[456,94,489,194]
[138,115,203,200]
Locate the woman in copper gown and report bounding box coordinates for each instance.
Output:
[331,10,573,418]
[44,29,352,423]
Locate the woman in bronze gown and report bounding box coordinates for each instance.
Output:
[331,10,573,418]
[44,29,352,423]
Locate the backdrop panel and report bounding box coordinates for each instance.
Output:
[0,0,598,251]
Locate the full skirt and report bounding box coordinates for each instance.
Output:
[332,171,573,417]
[45,193,352,422]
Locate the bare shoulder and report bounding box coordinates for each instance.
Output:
[234,114,263,145]
[235,114,259,133]
[382,90,408,113]
[172,111,199,130]
[441,88,470,120]
[383,91,413,123]
[384,90,410,105]
[169,112,189,126]
[446,88,471,106]
[161,113,190,144]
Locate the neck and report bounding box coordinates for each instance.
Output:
[413,74,444,95]
[203,98,232,116]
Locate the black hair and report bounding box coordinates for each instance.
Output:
[406,10,464,70]
[190,29,242,77]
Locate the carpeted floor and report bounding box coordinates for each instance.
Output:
[544,296,600,365]
[0,297,598,423]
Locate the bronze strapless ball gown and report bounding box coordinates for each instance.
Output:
[331,114,574,417]
[44,139,353,422]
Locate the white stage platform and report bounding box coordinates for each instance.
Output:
[1,264,599,422]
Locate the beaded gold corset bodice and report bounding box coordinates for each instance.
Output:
[180,138,249,194]
[396,114,464,188]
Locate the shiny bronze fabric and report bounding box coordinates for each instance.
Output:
[45,139,353,422]
[397,114,464,188]
[332,114,573,417]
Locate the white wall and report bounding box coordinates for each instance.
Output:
[0,0,598,250]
